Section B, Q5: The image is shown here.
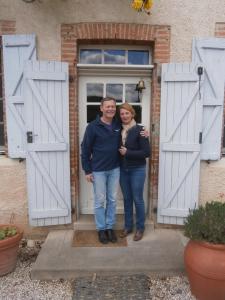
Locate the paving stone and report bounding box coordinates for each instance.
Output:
[73,274,151,300]
[32,229,185,280]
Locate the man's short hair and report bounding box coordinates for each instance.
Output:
[100,97,116,106]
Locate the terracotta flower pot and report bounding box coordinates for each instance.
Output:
[0,225,23,276]
[184,240,225,300]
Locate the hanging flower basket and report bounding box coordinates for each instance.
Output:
[131,0,153,14]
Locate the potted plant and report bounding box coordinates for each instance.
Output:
[184,201,225,300]
[0,225,23,276]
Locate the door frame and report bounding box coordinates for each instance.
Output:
[78,73,152,215]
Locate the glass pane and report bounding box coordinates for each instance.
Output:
[0,74,2,98]
[125,84,140,103]
[80,49,102,64]
[128,50,149,65]
[104,50,125,64]
[106,84,123,102]
[131,105,142,123]
[0,124,4,146]
[0,100,3,122]
[87,83,103,103]
[87,105,100,123]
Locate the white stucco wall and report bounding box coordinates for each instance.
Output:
[0,157,28,228]
[0,0,225,234]
[200,160,225,205]
[1,0,225,62]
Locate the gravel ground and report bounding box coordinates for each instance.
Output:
[0,240,73,300]
[149,276,196,300]
[0,239,196,300]
[0,261,73,300]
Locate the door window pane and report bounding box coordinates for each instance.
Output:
[132,106,142,123]
[125,84,140,103]
[0,73,2,98]
[104,50,125,64]
[80,49,102,64]
[87,105,100,123]
[0,125,4,146]
[128,50,149,65]
[106,84,123,102]
[87,83,103,103]
[0,100,3,122]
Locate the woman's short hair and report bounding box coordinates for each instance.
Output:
[118,102,136,117]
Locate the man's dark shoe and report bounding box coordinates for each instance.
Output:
[98,230,108,244]
[106,229,117,243]
[119,229,132,238]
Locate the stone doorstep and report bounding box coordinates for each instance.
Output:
[74,215,155,231]
[31,228,185,280]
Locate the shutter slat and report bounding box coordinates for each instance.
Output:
[26,71,66,81]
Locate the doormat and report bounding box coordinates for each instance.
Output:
[73,274,150,300]
[72,230,127,247]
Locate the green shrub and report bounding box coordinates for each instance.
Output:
[184,201,225,244]
[0,227,17,240]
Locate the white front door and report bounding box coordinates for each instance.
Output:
[79,76,151,214]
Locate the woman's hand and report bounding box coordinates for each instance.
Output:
[119,146,127,156]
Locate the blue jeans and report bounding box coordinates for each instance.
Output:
[120,166,146,232]
[92,167,120,231]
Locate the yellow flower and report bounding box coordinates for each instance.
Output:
[132,0,143,10]
[143,0,153,10]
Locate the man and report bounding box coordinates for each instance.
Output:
[81,97,120,244]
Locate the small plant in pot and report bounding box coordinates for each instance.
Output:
[0,225,23,276]
[184,201,225,300]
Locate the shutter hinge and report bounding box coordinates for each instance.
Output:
[197,66,203,100]
[199,132,202,144]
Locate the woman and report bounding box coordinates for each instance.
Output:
[118,103,150,241]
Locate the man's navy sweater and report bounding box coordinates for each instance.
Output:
[81,117,121,174]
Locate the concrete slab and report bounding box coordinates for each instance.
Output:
[31,228,186,280]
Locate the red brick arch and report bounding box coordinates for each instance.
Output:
[0,20,15,35]
[61,22,171,222]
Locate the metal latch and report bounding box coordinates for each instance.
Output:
[199,132,203,144]
[26,131,33,143]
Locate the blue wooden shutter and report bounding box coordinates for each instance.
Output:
[2,34,36,158]
[192,38,225,160]
[24,60,71,226]
[158,63,203,225]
